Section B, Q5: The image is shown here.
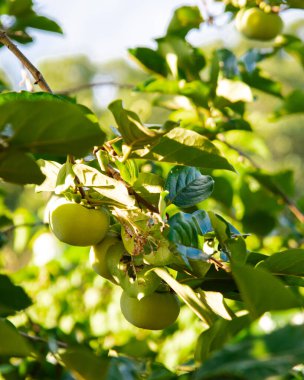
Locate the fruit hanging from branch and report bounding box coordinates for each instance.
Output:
[235,7,283,41]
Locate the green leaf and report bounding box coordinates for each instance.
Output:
[195,314,250,362]
[108,100,163,149]
[165,166,214,208]
[257,249,304,277]
[136,78,210,108]
[73,164,136,207]
[194,323,304,380]
[132,173,164,205]
[232,263,302,319]
[226,236,248,265]
[249,169,294,198]
[0,319,32,357]
[168,212,199,248]
[167,6,203,38]
[153,268,218,326]
[214,49,239,79]
[0,150,45,185]
[242,68,282,98]
[36,159,62,192]
[156,36,205,81]
[132,128,234,171]
[274,89,304,117]
[208,211,231,250]
[0,275,32,316]
[60,346,109,380]
[128,48,168,76]
[0,92,105,157]
[15,15,63,33]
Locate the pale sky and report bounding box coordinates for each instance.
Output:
[0,1,301,86]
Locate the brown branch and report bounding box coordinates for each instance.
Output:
[20,331,68,349]
[106,165,159,214]
[56,81,134,95]
[218,134,304,224]
[0,30,52,93]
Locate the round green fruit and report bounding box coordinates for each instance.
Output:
[236,7,283,41]
[122,267,161,299]
[90,235,121,282]
[120,291,180,330]
[49,198,109,246]
[107,242,128,285]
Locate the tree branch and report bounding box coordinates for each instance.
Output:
[0,30,52,93]
[20,331,68,349]
[56,81,134,95]
[218,134,304,224]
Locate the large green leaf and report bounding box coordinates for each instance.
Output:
[108,100,165,149]
[0,150,45,185]
[0,319,32,357]
[73,164,136,207]
[153,268,218,326]
[257,249,304,277]
[165,166,214,208]
[60,346,109,380]
[195,314,250,362]
[0,275,32,316]
[132,128,234,171]
[132,172,164,205]
[194,323,304,380]
[0,92,105,157]
[232,264,302,319]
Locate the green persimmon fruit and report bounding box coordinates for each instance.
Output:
[236,7,283,41]
[107,242,128,285]
[90,235,121,282]
[122,267,161,299]
[120,291,180,330]
[49,198,109,246]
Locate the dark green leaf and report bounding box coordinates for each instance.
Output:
[15,15,63,34]
[257,249,304,277]
[0,275,32,316]
[232,263,302,319]
[0,319,32,357]
[165,166,214,208]
[195,314,250,362]
[275,89,304,117]
[128,48,168,76]
[242,68,282,98]
[194,323,304,380]
[0,150,45,185]
[226,236,248,264]
[60,346,109,380]
[0,92,105,157]
[132,128,235,171]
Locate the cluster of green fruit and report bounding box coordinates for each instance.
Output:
[236,6,283,41]
[48,198,180,330]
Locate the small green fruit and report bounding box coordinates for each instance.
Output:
[121,267,161,299]
[236,7,283,41]
[49,198,109,246]
[120,291,180,330]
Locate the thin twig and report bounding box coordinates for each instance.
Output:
[106,165,159,214]
[56,81,134,95]
[20,331,68,349]
[218,134,304,224]
[0,30,52,92]
[2,222,46,234]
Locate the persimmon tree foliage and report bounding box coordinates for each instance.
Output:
[0,0,304,379]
